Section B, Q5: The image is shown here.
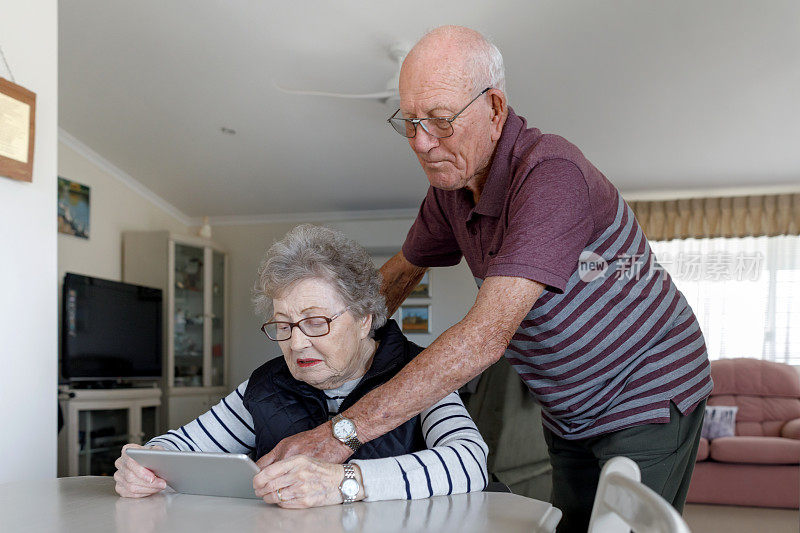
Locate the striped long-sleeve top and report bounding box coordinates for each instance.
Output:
[147,380,488,501]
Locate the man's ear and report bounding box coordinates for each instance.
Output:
[488,89,508,142]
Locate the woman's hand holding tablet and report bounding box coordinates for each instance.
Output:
[114,444,168,498]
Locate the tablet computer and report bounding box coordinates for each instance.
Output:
[126,448,261,499]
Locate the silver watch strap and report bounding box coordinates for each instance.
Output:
[344,434,362,452]
[341,464,358,504]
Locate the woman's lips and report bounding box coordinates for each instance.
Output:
[297,359,322,368]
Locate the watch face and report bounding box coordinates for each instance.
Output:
[341,478,360,499]
[333,418,355,440]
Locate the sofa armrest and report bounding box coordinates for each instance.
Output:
[780,418,800,440]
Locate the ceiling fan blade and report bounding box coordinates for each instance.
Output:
[274,82,397,100]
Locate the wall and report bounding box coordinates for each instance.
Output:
[211,218,478,386]
[57,140,190,284]
[0,0,58,483]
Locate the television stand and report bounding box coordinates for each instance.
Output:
[57,385,162,477]
[68,380,159,390]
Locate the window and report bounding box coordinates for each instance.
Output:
[650,235,800,365]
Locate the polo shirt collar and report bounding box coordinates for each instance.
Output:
[472,107,526,218]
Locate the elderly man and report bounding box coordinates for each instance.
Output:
[262,26,712,531]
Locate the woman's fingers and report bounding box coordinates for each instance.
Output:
[253,455,308,493]
[114,471,163,497]
[121,445,166,485]
[114,444,167,498]
[255,468,299,499]
[259,479,300,504]
[254,458,312,503]
[127,458,159,484]
[114,470,162,497]
[271,480,330,509]
[255,456,344,508]
[260,480,319,508]
[255,455,302,482]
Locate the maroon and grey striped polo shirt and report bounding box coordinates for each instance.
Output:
[402,108,713,440]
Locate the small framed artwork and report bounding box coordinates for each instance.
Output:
[408,270,430,298]
[58,177,90,239]
[400,304,430,334]
[0,78,36,182]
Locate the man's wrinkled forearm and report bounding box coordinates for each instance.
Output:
[344,317,506,442]
[345,275,544,443]
[379,252,427,317]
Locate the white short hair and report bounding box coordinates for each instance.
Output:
[469,35,506,94]
[252,224,388,336]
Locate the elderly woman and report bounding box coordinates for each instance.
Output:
[115,224,488,507]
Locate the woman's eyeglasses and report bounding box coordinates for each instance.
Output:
[261,310,346,341]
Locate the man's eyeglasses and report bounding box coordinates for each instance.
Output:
[387,87,491,139]
[261,310,347,341]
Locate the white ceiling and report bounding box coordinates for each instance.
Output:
[59,0,800,220]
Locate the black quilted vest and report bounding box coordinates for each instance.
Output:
[243,320,428,460]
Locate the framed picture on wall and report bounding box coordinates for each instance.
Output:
[400,304,430,334]
[57,177,90,239]
[0,78,36,183]
[408,271,430,298]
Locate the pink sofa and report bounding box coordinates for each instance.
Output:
[687,358,800,508]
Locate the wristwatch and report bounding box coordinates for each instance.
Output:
[331,414,362,453]
[339,463,361,504]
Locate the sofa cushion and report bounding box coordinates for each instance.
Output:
[709,436,800,465]
[711,358,800,397]
[708,359,800,437]
[702,406,738,439]
[709,396,800,436]
[696,437,709,461]
[688,462,800,508]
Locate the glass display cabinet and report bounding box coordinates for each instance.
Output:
[173,243,206,387]
[123,232,229,430]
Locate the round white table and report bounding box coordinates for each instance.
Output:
[0,476,562,532]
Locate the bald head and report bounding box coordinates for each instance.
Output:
[395,26,509,201]
[401,26,506,97]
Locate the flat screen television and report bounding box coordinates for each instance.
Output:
[62,273,163,381]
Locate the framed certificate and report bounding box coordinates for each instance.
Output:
[0,77,36,182]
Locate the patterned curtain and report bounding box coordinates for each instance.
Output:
[628,193,800,241]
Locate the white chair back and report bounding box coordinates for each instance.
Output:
[587,456,692,533]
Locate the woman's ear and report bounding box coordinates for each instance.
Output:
[359,314,373,339]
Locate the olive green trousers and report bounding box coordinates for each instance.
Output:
[543,400,706,533]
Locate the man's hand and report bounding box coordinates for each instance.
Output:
[256,421,352,469]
